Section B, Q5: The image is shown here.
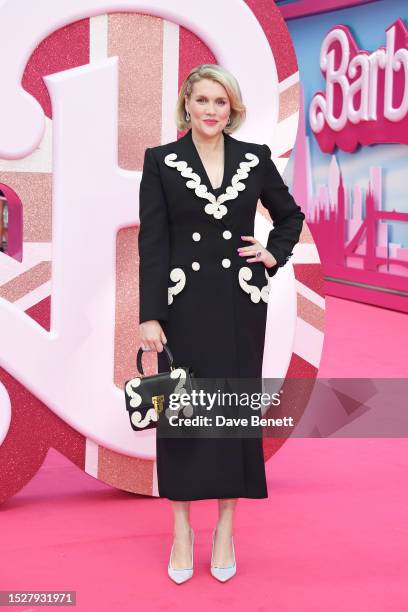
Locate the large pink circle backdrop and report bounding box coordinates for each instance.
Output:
[0,1,324,502]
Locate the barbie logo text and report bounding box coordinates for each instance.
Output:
[309,19,408,153]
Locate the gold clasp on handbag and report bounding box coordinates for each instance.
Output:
[152,395,165,414]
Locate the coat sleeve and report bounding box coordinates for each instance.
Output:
[260,144,305,278]
[138,147,170,324]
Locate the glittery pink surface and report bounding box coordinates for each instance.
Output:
[0,172,52,241]
[297,293,325,331]
[179,24,216,86]
[98,445,154,496]
[279,83,300,122]
[109,13,163,382]
[263,354,317,460]
[107,15,162,497]
[294,263,325,298]
[178,25,216,139]
[286,351,318,378]
[115,227,158,386]
[245,0,298,82]
[0,363,86,504]
[0,261,51,302]
[25,295,51,331]
[114,227,146,387]
[108,13,163,169]
[22,18,90,118]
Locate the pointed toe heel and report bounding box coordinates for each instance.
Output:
[168,527,194,584]
[210,527,237,582]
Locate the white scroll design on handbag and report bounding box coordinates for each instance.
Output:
[125,377,159,428]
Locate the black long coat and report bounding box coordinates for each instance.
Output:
[138,128,305,501]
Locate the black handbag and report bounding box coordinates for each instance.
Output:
[124,344,195,431]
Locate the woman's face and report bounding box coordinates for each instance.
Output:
[185,78,231,138]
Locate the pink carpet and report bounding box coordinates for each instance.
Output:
[1,296,407,611]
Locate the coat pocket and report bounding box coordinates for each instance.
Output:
[238,264,270,304]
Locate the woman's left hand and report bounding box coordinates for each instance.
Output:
[238,236,277,270]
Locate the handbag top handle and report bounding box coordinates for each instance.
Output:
[136,343,174,376]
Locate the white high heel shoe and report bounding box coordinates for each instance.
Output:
[210,527,237,582]
[168,527,194,584]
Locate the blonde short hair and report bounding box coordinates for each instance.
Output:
[175,64,246,134]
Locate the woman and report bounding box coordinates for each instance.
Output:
[138,64,305,583]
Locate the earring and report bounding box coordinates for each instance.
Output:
[185,111,191,122]
[226,116,231,126]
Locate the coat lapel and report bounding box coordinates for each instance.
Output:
[164,129,260,221]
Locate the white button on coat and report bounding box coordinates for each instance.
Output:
[222,258,231,268]
[192,262,200,271]
[223,230,232,240]
[192,232,201,241]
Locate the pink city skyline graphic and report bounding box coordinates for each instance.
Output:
[291,92,408,312]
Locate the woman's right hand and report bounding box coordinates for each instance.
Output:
[139,320,167,352]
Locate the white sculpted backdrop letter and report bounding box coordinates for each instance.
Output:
[0,0,283,461]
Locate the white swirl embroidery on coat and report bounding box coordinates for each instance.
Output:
[168,267,186,305]
[125,377,159,428]
[164,152,259,220]
[238,266,270,304]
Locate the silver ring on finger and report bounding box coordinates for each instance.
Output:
[255,250,262,258]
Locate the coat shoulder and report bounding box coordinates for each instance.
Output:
[144,133,267,164]
[145,140,177,157]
